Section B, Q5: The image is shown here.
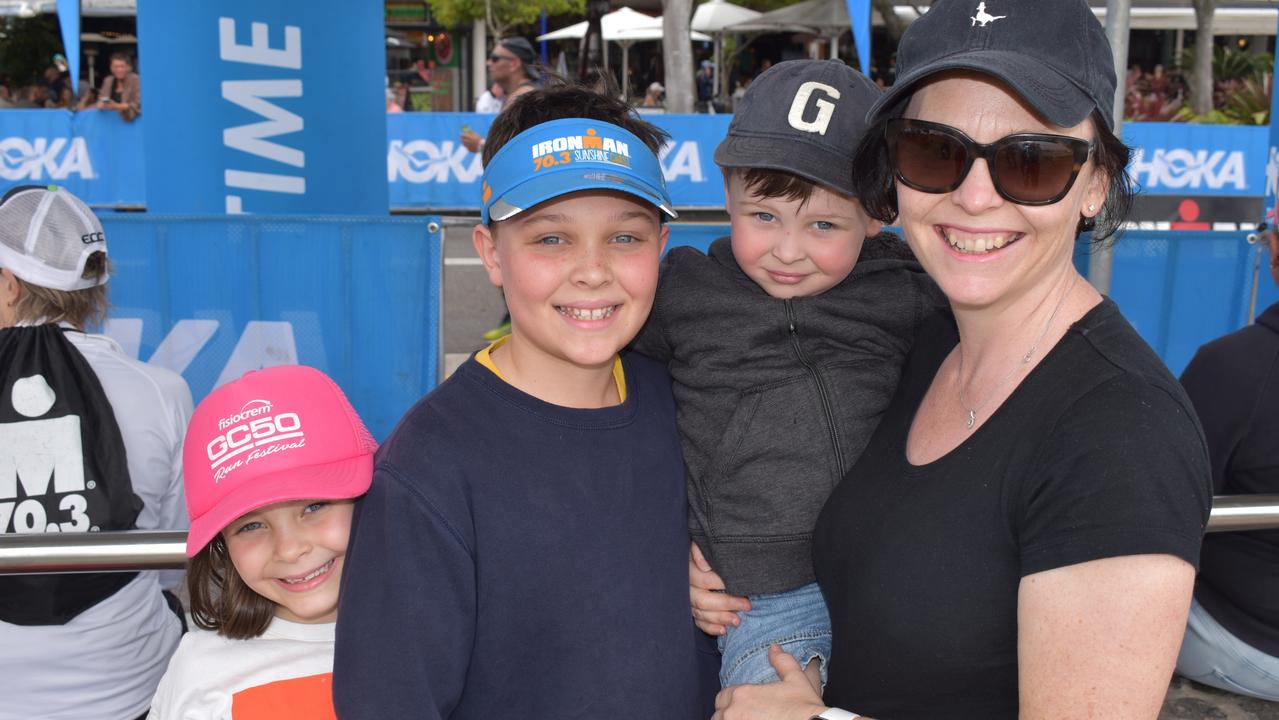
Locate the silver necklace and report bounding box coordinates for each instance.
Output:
[956,275,1076,429]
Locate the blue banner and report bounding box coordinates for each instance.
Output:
[101,215,442,440]
[135,0,388,215]
[1125,122,1269,197]
[388,112,733,210]
[0,109,143,205]
[847,0,871,75]
[0,110,1270,210]
[56,0,80,94]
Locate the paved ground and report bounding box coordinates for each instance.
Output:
[1162,677,1279,719]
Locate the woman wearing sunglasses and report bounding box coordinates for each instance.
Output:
[705,1,1212,718]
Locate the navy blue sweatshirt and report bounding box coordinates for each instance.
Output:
[333,353,712,719]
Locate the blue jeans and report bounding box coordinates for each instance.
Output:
[1176,597,1279,701]
[717,582,832,687]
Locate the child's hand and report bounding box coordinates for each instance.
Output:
[689,541,751,635]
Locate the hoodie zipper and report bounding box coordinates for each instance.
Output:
[785,300,845,477]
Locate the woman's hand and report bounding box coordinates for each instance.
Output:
[712,645,828,720]
[689,541,750,635]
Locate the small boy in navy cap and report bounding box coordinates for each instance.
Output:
[633,59,943,689]
[334,86,711,719]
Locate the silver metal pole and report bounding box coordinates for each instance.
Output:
[1088,0,1131,296]
[1249,242,1263,324]
[1208,495,1279,532]
[2,494,1279,576]
[0,531,186,575]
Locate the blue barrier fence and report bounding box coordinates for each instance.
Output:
[100,214,442,439]
[82,217,1271,441]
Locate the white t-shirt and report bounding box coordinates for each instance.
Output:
[149,618,337,720]
[475,90,504,113]
[0,329,192,720]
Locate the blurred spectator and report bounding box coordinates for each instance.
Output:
[44,54,73,108]
[696,59,714,110]
[460,37,541,154]
[93,52,141,121]
[1175,225,1279,701]
[475,82,505,113]
[642,81,665,108]
[0,85,14,109]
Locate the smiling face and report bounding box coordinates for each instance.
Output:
[473,190,667,381]
[896,73,1107,311]
[222,498,353,625]
[726,172,880,299]
[110,57,129,80]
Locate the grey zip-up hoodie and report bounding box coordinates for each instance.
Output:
[634,233,942,595]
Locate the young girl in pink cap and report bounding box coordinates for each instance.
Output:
[148,365,376,720]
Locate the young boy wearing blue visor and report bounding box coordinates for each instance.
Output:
[334,86,714,719]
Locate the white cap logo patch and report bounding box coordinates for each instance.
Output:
[971,2,1006,27]
[787,82,841,136]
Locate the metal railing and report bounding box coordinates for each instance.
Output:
[1,497,1277,575]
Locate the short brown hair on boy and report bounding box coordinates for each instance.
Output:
[482,84,670,165]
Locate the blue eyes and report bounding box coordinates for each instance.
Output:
[232,502,328,534]
[754,212,775,223]
[814,221,835,231]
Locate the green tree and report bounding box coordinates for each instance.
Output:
[430,0,584,39]
[0,15,61,89]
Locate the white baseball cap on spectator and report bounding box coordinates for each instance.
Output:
[0,185,108,291]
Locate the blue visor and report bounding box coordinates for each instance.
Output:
[481,117,677,224]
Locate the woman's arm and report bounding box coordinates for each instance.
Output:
[1018,553,1193,718]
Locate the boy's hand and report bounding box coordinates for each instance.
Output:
[689,541,751,635]
[711,645,828,720]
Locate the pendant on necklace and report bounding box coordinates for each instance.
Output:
[966,409,976,429]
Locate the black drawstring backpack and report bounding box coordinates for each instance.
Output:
[0,324,142,625]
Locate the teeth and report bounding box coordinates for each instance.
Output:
[282,559,332,584]
[943,230,1019,254]
[558,305,616,321]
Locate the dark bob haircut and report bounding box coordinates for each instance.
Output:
[187,534,277,640]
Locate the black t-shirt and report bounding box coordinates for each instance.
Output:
[812,299,1212,720]
[1182,301,1279,657]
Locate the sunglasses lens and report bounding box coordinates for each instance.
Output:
[892,125,968,193]
[993,140,1079,204]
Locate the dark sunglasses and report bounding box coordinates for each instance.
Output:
[487,53,515,63]
[885,118,1094,206]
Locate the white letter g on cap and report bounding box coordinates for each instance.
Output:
[787,82,841,135]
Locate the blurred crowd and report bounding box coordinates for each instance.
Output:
[0,51,141,121]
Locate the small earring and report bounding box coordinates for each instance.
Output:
[1087,204,1097,213]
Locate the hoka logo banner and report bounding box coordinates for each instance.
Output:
[0,137,94,181]
[1130,148,1247,192]
[388,139,483,183]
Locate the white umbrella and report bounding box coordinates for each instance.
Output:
[692,0,762,32]
[692,0,763,102]
[537,8,710,99]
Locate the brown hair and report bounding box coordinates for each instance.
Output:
[724,167,826,207]
[11,251,110,329]
[482,83,669,166]
[108,52,133,67]
[187,534,277,640]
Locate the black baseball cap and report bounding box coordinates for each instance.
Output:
[498,37,542,81]
[868,0,1116,130]
[714,59,881,197]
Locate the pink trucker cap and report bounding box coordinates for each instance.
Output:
[182,365,377,556]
